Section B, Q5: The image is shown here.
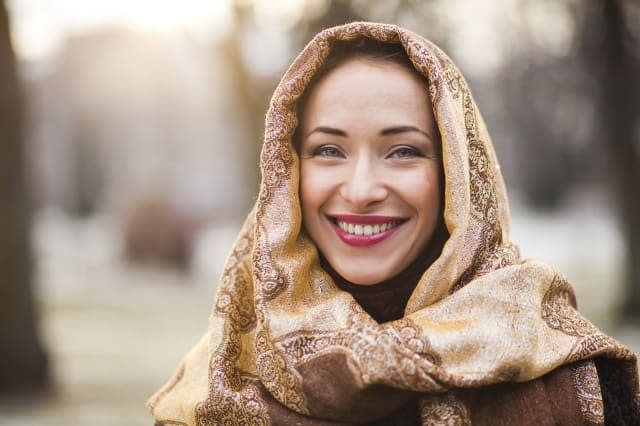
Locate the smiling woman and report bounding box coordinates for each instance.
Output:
[298,45,442,287]
[148,22,640,425]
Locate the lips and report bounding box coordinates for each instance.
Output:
[329,214,405,247]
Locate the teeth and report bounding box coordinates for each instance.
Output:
[336,220,398,236]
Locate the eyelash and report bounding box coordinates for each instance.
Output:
[312,145,344,158]
[307,144,426,159]
[388,146,424,159]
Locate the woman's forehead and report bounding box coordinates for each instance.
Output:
[300,58,433,132]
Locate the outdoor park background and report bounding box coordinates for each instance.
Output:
[1,1,639,424]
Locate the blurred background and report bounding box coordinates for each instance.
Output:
[0,0,639,424]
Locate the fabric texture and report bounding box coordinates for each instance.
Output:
[147,22,640,425]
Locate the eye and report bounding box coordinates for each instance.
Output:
[388,146,423,159]
[314,145,344,158]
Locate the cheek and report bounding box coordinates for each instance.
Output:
[300,165,332,216]
[299,169,313,217]
[394,167,441,216]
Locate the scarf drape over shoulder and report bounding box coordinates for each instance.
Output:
[148,22,639,425]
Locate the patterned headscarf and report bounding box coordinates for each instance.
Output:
[148,22,639,425]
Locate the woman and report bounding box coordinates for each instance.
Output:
[148,22,640,425]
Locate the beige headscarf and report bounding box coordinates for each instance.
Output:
[148,22,639,425]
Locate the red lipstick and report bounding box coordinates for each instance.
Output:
[329,215,404,247]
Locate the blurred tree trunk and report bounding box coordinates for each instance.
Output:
[225,0,364,202]
[587,0,640,320]
[0,0,48,392]
[222,2,263,203]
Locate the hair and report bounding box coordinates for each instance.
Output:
[306,37,423,89]
[293,37,437,153]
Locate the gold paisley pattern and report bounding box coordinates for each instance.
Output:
[385,318,442,366]
[542,275,636,364]
[566,334,635,364]
[252,239,287,301]
[148,22,639,426]
[342,308,444,391]
[214,221,258,330]
[477,242,520,274]
[571,361,605,424]
[462,97,502,262]
[419,394,471,426]
[542,275,597,338]
[276,309,440,367]
[255,328,308,414]
[277,305,444,392]
[196,325,270,425]
[438,61,520,294]
[279,329,352,364]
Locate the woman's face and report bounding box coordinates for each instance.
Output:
[299,58,441,285]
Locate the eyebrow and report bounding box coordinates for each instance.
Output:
[306,125,433,140]
[380,126,433,140]
[305,126,347,138]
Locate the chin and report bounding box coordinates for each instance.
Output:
[337,267,391,286]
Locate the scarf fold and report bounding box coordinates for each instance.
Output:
[148,22,639,425]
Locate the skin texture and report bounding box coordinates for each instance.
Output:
[299,58,441,285]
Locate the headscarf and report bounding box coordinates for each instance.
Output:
[148,22,639,425]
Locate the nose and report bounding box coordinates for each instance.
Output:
[339,156,388,209]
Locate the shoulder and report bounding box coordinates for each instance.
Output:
[460,359,639,425]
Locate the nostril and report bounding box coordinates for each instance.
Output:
[339,179,388,205]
